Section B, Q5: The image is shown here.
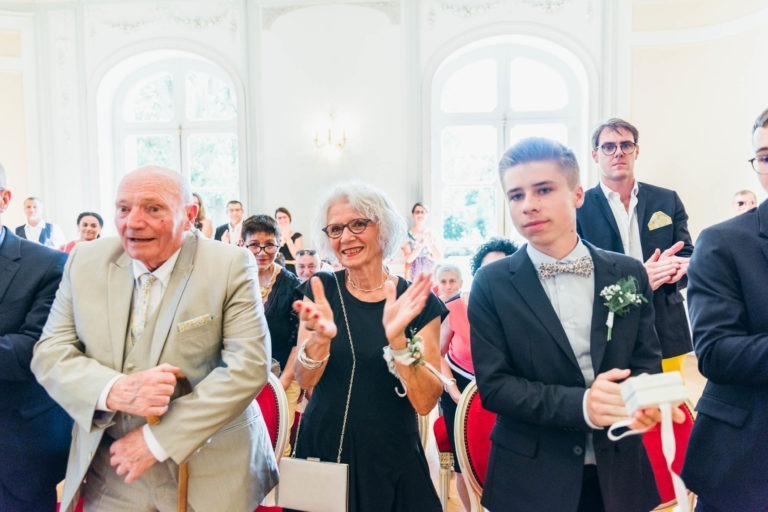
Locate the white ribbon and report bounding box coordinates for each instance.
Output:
[607,404,689,511]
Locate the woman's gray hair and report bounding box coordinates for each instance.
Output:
[313,181,407,260]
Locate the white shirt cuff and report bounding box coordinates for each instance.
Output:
[96,375,123,411]
[583,389,604,430]
[142,424,169,462]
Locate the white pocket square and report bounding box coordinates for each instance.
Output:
[177,314,213,333]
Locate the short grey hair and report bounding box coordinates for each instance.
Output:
[434,262,463,280]
[0,163,6,189]
[313,181,407,261]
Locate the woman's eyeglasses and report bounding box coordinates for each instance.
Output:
[245,243,279,254]
[321,218,373,239]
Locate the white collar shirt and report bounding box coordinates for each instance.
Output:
[599,180,644,261]
[527,240,599,464]
[131,248,182,320]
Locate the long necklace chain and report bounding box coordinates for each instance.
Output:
[346,268,391,293]
[260,264,280,301]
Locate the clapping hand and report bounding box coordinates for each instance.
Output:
[382,272,433,345]
[644,241,689,290]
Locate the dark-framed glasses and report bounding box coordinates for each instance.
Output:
[296,249,318,257]
[245,242,279,254]
[749,154,768,174]
[598,141,637,156]
[322,218,373,239]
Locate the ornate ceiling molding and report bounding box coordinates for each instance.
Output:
[261,0,400,30]
[438,0,502,18]
[520,0,570,13]
[90,0,235,35]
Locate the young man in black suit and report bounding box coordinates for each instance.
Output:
[681,108,768,511]
[576,119,694,372]
[470,138,670,512]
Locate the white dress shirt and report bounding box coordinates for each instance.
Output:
[24,221,66,248]
[527,240,600,464]
[599,180,644,261]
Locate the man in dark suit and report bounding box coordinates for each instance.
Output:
[470,138,666,512]
[0,164,71,511]
[680,108,768,511]
[214,199,244,244]
[577,118,694,371]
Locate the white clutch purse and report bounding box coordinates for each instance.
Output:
[276,456,348,512]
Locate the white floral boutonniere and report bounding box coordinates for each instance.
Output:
[600,276,648,341]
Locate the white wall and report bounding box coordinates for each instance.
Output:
[630,2,768,238]
[1,0,767,243]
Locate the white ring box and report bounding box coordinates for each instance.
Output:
[620,371,688,415]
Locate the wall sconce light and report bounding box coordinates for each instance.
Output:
[314,113,347,149]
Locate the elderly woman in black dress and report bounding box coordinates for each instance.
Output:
[291,182,445,512]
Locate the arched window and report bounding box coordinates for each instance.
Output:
[431,35,589,265]
[102,51,241,226]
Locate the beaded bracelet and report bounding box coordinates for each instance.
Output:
[297,339,330,370]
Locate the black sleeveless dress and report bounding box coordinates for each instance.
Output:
[279,232,302,274]
[293,270,445,512]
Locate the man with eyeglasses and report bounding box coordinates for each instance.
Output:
[577,118,694,372]
[680,108,768,511]
[295,249,322,282]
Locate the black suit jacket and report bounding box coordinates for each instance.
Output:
[577,182,694,357]
[214,223,228,241]
[0,228,71,506]
[681,202,768,510]
[469,243,661,512]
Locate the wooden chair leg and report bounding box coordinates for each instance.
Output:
[438,452,453,511]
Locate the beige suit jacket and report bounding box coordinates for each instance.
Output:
[31,233,279,511]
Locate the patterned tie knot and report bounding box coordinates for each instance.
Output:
[538,255,594,280]
[130,273,157,342]
[139,273,156,290]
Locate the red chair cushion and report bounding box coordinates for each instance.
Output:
[464,392,496,488]
[433,415,452,453]
[56,498,84,511]
[255,384,279,451]
[642,403,694,503]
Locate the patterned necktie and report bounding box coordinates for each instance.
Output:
[538,255,594,279]
[130,273,156,342]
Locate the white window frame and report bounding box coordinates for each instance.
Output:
[430,37,589,260]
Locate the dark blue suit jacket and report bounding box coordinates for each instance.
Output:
[577,182,694,357]
[469,243,661,512]
[681,201,768,510]
[0,228,71,507]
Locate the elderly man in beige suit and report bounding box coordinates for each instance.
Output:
[31,166,278,511]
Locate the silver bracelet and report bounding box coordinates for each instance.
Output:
[298,339,330,370]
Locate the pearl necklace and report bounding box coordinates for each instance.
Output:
[346,268,391,293]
